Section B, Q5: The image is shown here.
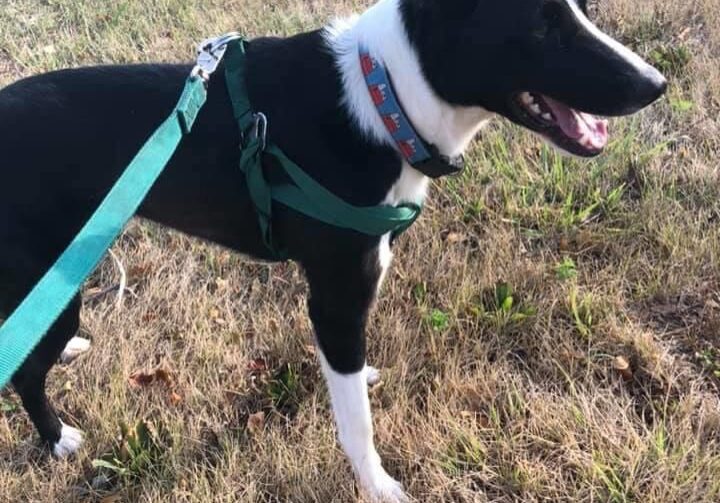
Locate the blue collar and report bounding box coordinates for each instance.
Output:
[359,48,465,179]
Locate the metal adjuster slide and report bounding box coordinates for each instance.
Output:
[249,112,268,151]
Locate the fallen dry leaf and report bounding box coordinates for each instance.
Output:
[613,356,633,381]
[169,392,183,406]
[128,366,182,405]
[247,411,265,435]
[444,232,465,244]
[128,367,174,388]
[128,370,155,388]
[247,358,267,373]
[154,368,174,386]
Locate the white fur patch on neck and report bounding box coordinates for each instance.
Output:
[324,0,492,165]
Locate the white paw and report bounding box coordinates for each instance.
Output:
[360,469,409,503]
[53,423,84,458]
[60,337,91,364]
[366,366,381,387]
[355,452,409,503]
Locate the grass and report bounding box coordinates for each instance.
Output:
[1,0,720,501]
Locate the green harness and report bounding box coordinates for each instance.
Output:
[225,39,420,257]
[0,34,420,388]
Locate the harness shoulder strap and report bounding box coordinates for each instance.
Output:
[224,40,255,133]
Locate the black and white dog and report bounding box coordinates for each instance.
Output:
[0,0,665,500]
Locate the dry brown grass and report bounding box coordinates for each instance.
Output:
[2,0,720,501]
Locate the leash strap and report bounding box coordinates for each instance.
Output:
[0,34,241,389]
[224,41,421,257]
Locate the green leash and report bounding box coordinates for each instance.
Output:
[0,34,421,390]
[0,34,236,389]
[0,76,206,388]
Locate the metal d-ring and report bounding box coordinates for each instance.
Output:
[251,112,268,151]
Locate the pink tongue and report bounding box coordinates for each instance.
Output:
[543,96,609,150]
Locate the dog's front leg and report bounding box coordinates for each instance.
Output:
[306,254,408,503]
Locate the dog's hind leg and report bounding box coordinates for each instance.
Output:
[306,256,408,503]
[9,294,84,457]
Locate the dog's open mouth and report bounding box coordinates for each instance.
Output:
[511,92,609,157]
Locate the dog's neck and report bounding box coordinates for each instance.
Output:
[326,0,492,162]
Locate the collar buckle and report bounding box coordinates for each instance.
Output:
[413,144,465,179]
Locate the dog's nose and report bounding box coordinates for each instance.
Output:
[637,66,668,108]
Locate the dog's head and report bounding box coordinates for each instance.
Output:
[401,0,667,157]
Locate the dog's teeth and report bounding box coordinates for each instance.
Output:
[530,104,541,115]
[542,112,553,121]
